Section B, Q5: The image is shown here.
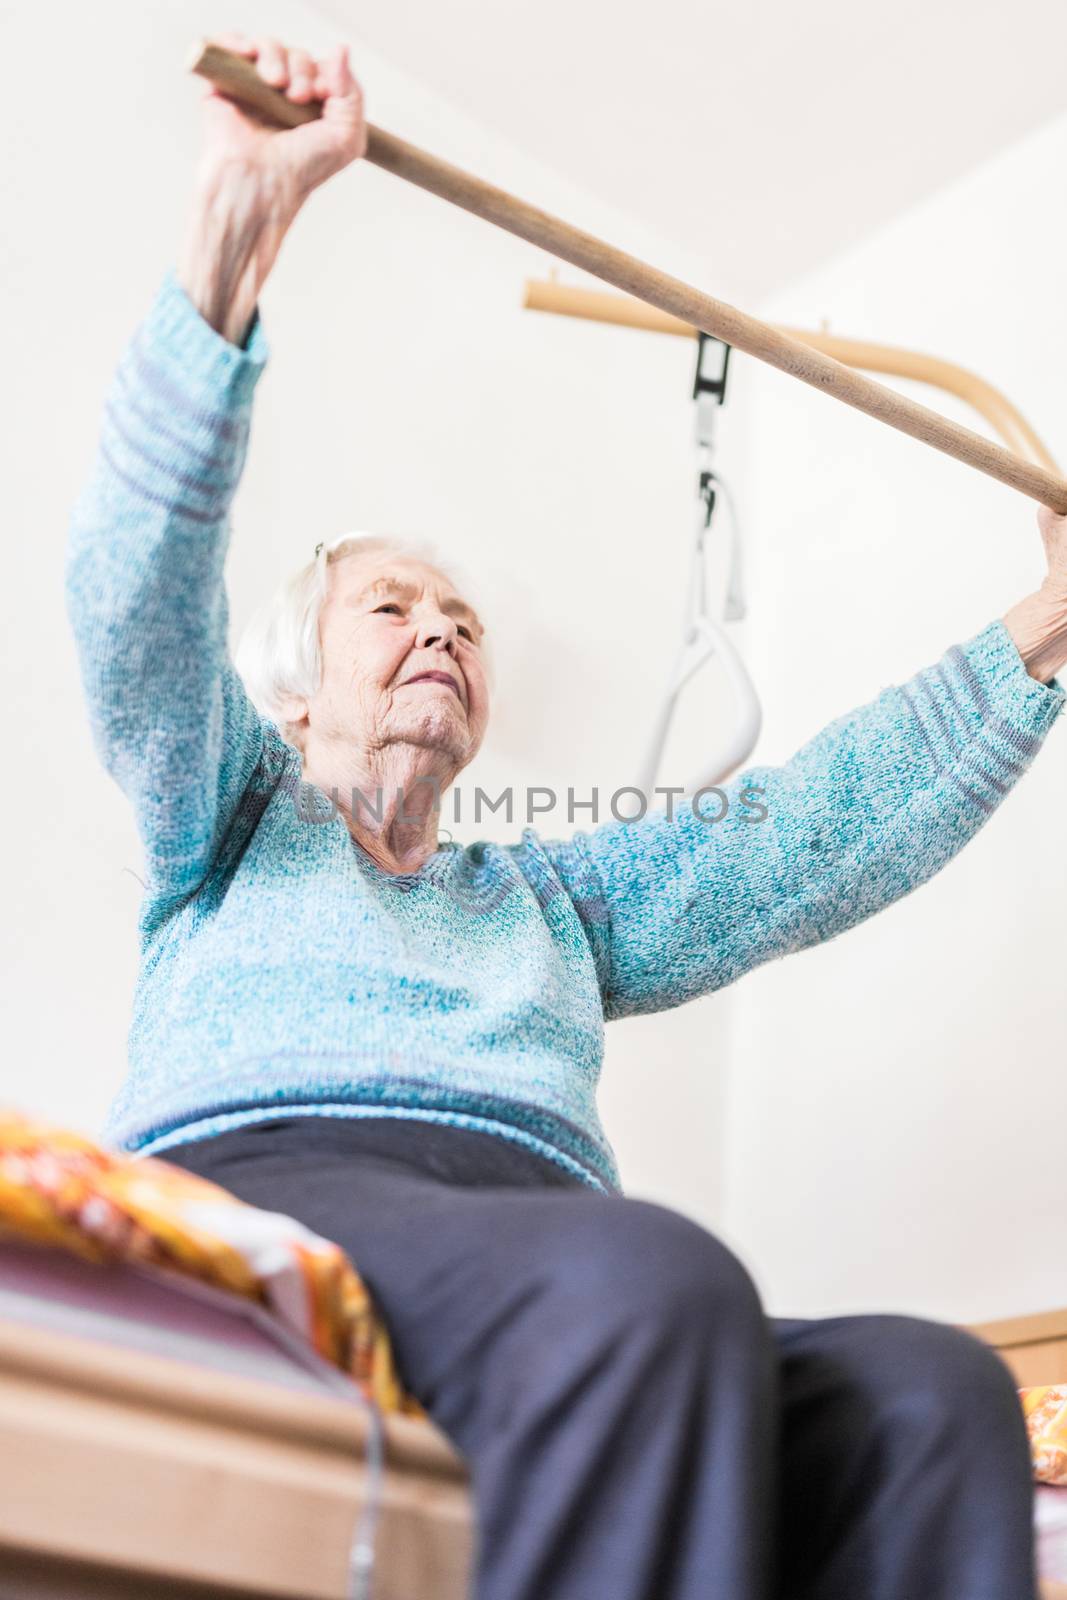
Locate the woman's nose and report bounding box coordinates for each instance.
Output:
[414,612,459,652]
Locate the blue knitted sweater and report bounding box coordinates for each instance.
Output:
[65,272,1065,1194]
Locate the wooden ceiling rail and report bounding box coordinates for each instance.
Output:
[524,278,1060,471]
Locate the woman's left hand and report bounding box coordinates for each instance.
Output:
[1001,505,1067,685]
[1035,503,1067,603]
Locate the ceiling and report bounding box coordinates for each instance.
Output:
[310,0,1067,305]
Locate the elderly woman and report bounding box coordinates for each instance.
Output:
[66,35,1067,1600]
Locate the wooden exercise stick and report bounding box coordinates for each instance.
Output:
[189,41,1067,514]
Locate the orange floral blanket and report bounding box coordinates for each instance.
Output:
[1024,1389,1067,1486]
[0,1109,423,1418]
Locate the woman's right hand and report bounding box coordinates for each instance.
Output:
[179,35,366,345]
[196,34,367,211]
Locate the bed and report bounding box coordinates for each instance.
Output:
[971,1306,1067,1600]
[1,1171,1065,1599]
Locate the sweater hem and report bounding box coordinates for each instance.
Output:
[123,1104,620,1196]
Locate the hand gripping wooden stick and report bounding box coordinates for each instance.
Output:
[189,41,1067,513]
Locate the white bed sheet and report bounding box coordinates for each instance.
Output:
[1038,1485,1067,1582]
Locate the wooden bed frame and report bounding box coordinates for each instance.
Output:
[970,1305,1067,1388]
[1,1295,1065,1599]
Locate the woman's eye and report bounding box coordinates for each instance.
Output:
[458,625,474,642]
[373,603,403,616]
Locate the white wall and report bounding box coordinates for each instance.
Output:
[1,0,745,1227]
[12,2,1057,1319]
[720,115,1067,1323]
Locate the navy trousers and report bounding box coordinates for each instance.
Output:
[165,1117,1038,1600]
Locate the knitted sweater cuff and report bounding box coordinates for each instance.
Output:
[954,616,1065,743]
[141,268,270,414]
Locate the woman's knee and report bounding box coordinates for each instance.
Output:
[857,1314,1026,1450]
[544,1197,766,1347]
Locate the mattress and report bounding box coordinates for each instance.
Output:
[0,1237,472,1600]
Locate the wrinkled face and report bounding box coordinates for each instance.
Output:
[298,551,491,771]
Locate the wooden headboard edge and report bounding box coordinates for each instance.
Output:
[967,1306,1067,1353]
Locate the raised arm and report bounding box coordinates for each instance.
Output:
[65,36,365,921]
[544,558,1067,1018]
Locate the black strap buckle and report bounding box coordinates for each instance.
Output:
[692,331,732,405]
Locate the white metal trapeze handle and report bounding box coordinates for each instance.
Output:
[636,475,763,803]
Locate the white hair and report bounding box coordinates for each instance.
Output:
[234,531,492,744]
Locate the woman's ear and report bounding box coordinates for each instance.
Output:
[274,692,310,749]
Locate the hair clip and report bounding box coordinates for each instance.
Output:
[314,541,324,558]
